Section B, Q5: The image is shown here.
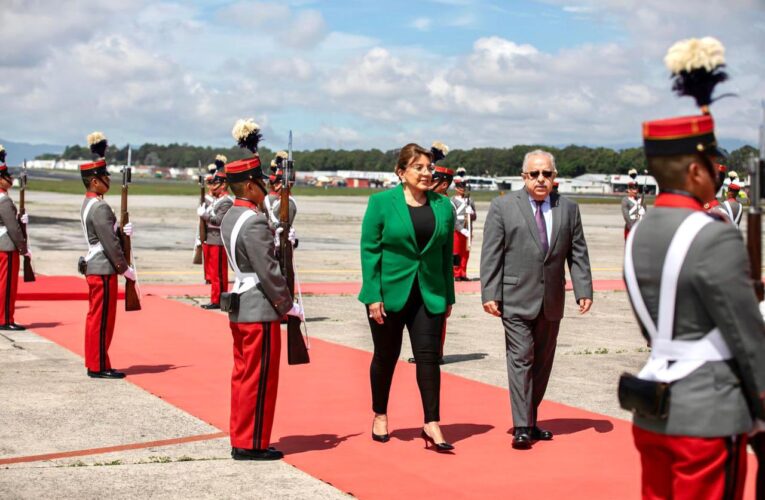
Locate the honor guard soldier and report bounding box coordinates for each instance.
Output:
[451,170,476,281]
[222,119,303,460]
[621,181,645,239]
[723,183,744,226]
[80,132,135,379]
[266,151,297,227]
[619,37,765,499]
[704,163,732,223]
[198,167,233,309]
[0,147,30,331]
[200,165,216,285]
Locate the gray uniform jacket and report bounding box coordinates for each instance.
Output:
[621,196,644,230]
[451,195,476,232]
[480,189,593,321]
[0,194,27,254]
[221,204,293,323]
[628,207,765,437]
[266,193,297,227]
[81,196,128,275]
[202,195,233,246]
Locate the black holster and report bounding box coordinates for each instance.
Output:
[77,257,87,275]
[220,292,239,313]
[618,372,671,420]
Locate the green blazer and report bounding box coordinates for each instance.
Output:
[358,184,455,313]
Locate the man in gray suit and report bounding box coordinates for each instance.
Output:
[480,149,593,449]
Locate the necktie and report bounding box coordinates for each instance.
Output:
[535,200,549,254]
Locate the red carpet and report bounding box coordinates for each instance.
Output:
[143,279,626,298]
[18,275,125,300]
[14,296,755,499]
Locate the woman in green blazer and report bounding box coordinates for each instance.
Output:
[359,143,456,452]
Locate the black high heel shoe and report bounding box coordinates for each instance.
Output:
[421,430,454,452]
[372,432,390,443]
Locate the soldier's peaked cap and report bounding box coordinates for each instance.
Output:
[80,159,109,178]
[225,156,267,183]
[642,114,723,158]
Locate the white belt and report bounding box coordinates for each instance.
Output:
[0,227,7,238]
[85,242,105,262]
[222,210,261,294]
[624,212,732,384]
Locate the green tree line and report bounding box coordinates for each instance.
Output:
[39,144,758,177]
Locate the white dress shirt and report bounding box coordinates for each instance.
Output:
[528,193,553,245]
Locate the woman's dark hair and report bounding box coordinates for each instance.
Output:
[395,143,433,177]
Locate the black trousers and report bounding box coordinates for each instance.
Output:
[368,284,444,423]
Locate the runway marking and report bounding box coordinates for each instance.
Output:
[0,431,227,466]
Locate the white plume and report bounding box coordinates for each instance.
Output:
[231,118,260,142]
[432,141,449,156]
[0,145,4,153]
[664,37,725,74]
[215,154,227,163]
[87,131,107,146]
[276,150,288,160]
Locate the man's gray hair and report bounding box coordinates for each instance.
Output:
[522,149,557,172]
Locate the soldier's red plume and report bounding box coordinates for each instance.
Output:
[664,37,730,112]
[232,119,262,153]
[87,131,108,159]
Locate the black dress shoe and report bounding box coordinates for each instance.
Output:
[87,369,126,379]
[0,323,25,331]
[201,303,220,310]
[531,427,553,441]
[512,428,532,450]
[231,447,283,461]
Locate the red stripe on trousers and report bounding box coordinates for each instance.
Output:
[633,425,748,500]
[0,251,19,325]
[453,231,469,279]
[229,321,281,450]
[85,274,118,372]
[202,243,212,282]
[207,245,228,304]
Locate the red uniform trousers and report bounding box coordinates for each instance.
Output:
[0,251,19,326]
[229,321,281,450]
[633,426,747,500]
[85,274,118,372]
[453,231,470,279]
[202,243,212,282]
[624,225,631,241]
[207,244,228,305]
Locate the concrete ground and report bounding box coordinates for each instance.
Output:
[2,191,665,498]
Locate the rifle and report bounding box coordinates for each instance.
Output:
[464,183,473,250]
[280,131,309,365]
[19,160,35,282]
[193,160,206,265]
[121,146,141,311]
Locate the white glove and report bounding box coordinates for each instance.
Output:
[123,266,137,282]
[288,227,297,246]
[20,213,29,224]
[459,228,470,238]
[465,206,474,215]
[195,237,201,247]
[196,205,206,217]
[638,207,646,217]
[274,227,283,248]
[122,222,134,237]
[286,302,304,321]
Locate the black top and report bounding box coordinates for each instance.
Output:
[407,201,435,251]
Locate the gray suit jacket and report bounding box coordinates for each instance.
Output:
[81,197,128,275]
[0,195,26,254]
[628,208,765,437]
[221,205,293,323]
[203,195,233,246]
[480,189,592,321]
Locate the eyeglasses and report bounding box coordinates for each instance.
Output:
[408,163,434,174]
[525,170,554,179]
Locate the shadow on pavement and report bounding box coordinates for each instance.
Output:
[509,418,615,436]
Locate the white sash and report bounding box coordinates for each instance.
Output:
[222,210,261,294]
[207,195,230,229]
[723,200,742,225]
[0,193,8,238]
[624,212,732,383]
[264,195,296,226]
[81,198,104,262]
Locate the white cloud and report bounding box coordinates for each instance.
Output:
[411,17,433,31]
[216,1,327,49]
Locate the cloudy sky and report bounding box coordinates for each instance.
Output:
[1,0,763,150]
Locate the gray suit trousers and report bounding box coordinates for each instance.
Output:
[503,312,560,428]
